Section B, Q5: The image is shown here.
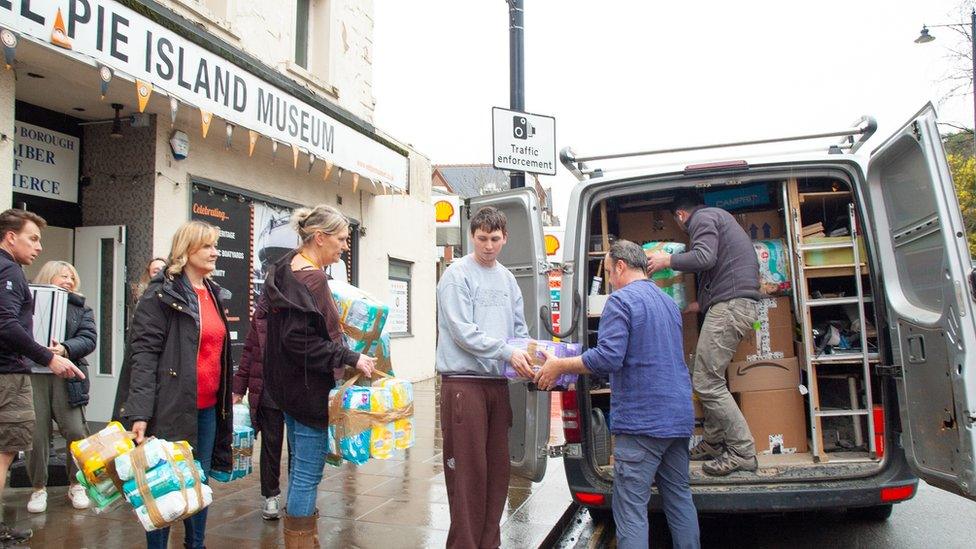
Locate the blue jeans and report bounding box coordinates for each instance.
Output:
[283,413,328,517]
[612,434,700,549]
[146,406,216,549]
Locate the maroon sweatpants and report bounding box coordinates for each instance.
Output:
[441,376,512,549]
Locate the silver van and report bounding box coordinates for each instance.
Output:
[467,103,976,519]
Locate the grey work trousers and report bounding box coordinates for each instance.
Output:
[27,374,89,488]
[692,298,758,458]
[612,434,700,549]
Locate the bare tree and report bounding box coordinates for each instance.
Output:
[934,1,976,132]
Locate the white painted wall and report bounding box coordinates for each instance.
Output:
[0,69,14,211]
[154,107,435,381]
[160,0,376,123]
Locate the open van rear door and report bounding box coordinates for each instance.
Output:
[462,188,552,482]
[865,103,976,500]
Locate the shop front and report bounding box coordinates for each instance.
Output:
[0,0,436,422]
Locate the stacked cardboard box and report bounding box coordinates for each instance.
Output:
[738,388,808,454]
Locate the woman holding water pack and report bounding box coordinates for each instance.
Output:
[261,204,375,548]
[114,220,234,549]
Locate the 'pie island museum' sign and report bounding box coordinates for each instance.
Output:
[1,0,408,191]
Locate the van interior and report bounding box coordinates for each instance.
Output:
[583,171,888,483]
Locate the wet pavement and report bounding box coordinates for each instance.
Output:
[556,480,976,549]
[1,378,573,548]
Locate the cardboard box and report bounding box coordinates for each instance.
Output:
[738,388,808,454]
[735,210,784,240]
[727,357,800,393]
[618,210,688,244]
[803,236,866,266]
[733,297,795,362]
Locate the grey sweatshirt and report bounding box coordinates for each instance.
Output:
[435,254,529,377]
[669,206,763,313]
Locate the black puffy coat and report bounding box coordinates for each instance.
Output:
[113,273,233,474]
[62,292,97,407]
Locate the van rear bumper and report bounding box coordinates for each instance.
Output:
[564,448,918,513]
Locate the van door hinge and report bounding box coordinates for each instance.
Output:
[544,443,581,459]
[875,364,903,378]
[911,121,922,142]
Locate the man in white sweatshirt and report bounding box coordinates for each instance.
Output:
[436,206,534,549]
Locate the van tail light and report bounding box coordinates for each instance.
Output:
[873,404,885,458]
[880,484,916,503]
[561,389,581,443]
[574,491,607,506]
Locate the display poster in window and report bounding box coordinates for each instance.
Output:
[388,279,409,334]
[251,203,299,310]
[191,193,252,365]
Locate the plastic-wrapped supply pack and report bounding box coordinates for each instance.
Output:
[210,425,254,482]
[641,242,688,310]
[327,385,372,465]
[114,438,189,482]
[369,386,396,460]
[754,239,791,295]
[331,280,389,350]
[70,421,135,485]
[327,372,415,465]
[124,439,211,531]
[134,484,213,532]
[123,459,207,507]
[75,470,124,512]
[376,377,415,450]
[504,338,583,390]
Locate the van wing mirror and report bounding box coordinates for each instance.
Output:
[540,290,582,340]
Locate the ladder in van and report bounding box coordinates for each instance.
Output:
[788,180,877,462]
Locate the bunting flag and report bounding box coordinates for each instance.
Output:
[98,64,113,97]
[352,172,360,193]
[271,140,278,163]
[248,130,259,157]
[322,161,334,181]
[136,80,153,113]
[200,109,213,138]
[225,123,234,149]
[1,28,18,70]
[291,144,299,169]
[169,97,178,125]
[307,154,316,174]
[50,8,72,49]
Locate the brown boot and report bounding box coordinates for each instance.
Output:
[283,509,320,549]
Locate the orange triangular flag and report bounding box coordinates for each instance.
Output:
[200,109,213,138]
[136,80,153,113]
[322,161,334,181]
[248,130,259,157]
[51,9,72,49]
[352,173,360,193]
[292,144,299,169]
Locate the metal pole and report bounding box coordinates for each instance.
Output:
[509,0,526,189]
[971,9,975,158]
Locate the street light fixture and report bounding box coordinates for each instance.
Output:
[915,9,976,156]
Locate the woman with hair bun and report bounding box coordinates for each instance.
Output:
[262,204,376,547]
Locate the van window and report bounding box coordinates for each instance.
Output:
[875,136,945,313]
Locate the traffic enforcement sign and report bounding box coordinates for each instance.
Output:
[492,107,556,176]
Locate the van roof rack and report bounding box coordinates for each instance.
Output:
[559,115,877,181]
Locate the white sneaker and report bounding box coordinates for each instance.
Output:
[262,495,281,520]
[27,489,47,513]
[68,484,90,510]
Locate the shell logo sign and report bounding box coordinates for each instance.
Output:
[544,234,560,256]
[434,196,460,230]
[543,227,564,261]
[435,200,455,223]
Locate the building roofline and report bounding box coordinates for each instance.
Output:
[120,0,409,158]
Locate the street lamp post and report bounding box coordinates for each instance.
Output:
[916,9,976,157]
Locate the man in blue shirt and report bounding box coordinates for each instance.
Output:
[536,240,699,549]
